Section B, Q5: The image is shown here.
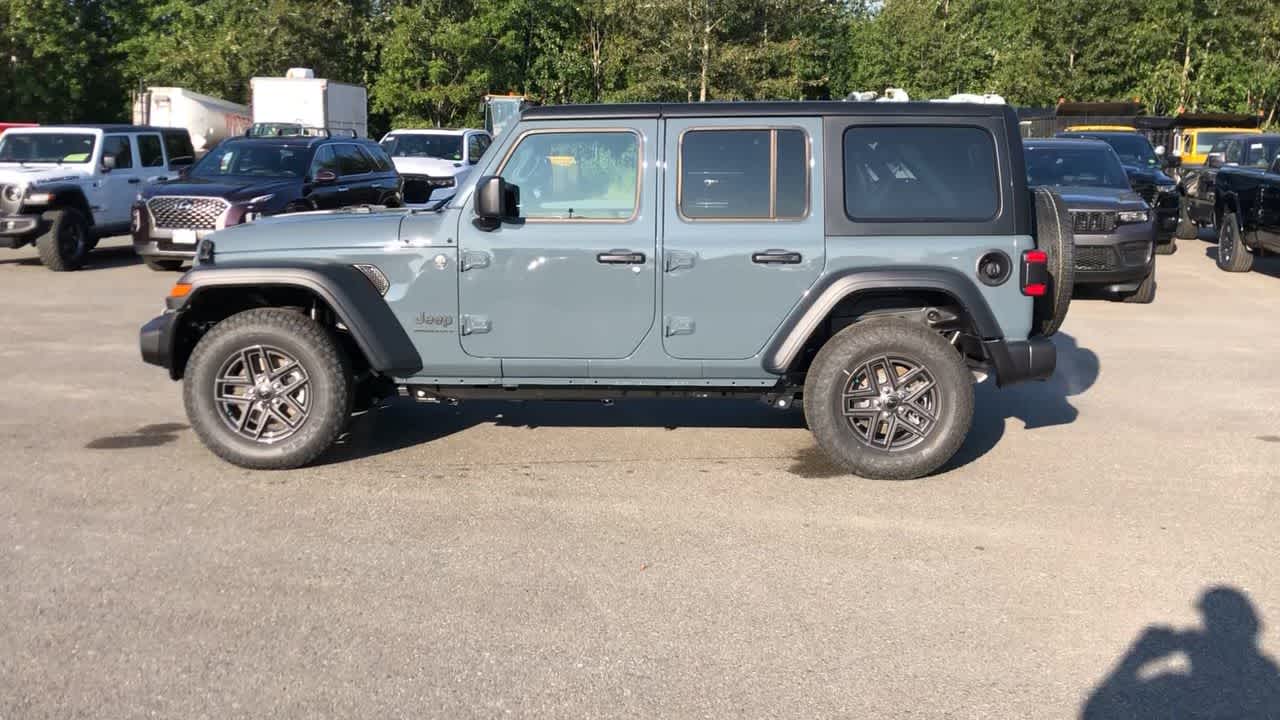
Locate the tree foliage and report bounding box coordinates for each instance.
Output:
[2,0,1278,129]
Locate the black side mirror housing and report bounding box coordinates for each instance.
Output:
[474,175,519,229]
[314,169,338,184]
[1206,153,1225,169]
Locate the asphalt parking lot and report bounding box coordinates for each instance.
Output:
[2,235,1279,718]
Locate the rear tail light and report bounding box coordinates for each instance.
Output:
[1021,249,1049,297]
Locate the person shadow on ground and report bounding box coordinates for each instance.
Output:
[1081,587,1280,719]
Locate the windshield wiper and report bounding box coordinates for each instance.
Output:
[428,194,455,212]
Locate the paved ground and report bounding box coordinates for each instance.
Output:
[2,235,1279,718]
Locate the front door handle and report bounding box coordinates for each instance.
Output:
[752,249,802,265]
[597,249,646,265]
[337,186,350,193]
[127,177,141,184]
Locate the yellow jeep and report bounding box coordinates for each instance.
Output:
[1176,127,1261,166]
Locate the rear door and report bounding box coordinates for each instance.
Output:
[307,145,350,209]
[334,143,378,205]
[99,134,146,226]
[660,117,824,359]
[455,121,657,362]
[135,132,173,185]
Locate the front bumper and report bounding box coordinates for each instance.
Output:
[140,311,182,379]
[985,337,1056,387]
[1073,223,1155,289]
[0,213,46,244]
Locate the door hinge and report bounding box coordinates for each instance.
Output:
[460,314,492,335]
[461,250,491,271]
[664,250,696,272]
[664,316,695,337]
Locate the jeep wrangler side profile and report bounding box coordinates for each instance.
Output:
[140,102,1073,480]
[0,125,194,270]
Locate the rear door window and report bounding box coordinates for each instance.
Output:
[843,126,998,222]
[679,128,808,220]
[137,134,165,167]
[362,144,395,172]
[164,132,194,167]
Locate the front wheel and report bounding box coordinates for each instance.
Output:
[1121,268,1157,304]
[803,318,974,481]
[1216,212,1254,273]
[35,208,90,271]
[1155,237,1177,255]
[143,257,184,272]
[184,308,353,469]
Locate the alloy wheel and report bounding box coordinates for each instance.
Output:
[214,345,311,443]
[841,355,940,452]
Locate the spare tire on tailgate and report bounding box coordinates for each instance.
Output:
[1030,187,1074,336]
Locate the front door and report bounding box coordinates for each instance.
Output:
[660,118,825,359]
[307,146,352,209]
[99,134,146,227]
[456,121,658,361]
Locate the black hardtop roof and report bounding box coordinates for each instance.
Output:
[40,124,189,133]
[225,134,378,148]
[1057,130,1147,140]
[521,101,1014,121]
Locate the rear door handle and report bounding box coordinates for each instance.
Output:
[597,249,646,265]
[127,178,141,184]
[337,186,350,192]
[752,249,802,265]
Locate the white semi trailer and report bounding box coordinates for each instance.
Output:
[249,68,368,138]
[131,87,252,155]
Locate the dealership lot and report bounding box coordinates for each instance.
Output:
[2,236,1279,717]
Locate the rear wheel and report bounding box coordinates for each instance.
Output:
[143,257,184,272]
[35,208,90,271]
[1155,236,1177,255]
[1216,211,1254,273]
[803,318,973,481]
[1174,199,1199,240]
[1030,188,1074,337]
[184,308,353,469]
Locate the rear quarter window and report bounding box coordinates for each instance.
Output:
[843,126,998,222]
[163,131,194,166]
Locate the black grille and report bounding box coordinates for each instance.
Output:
[1131,181,1157,205]
[1076,246,1118,271]
[1072,210,1117,234]
[147,196,229,230]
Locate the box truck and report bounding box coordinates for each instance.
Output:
[250,68,368,138]
[131,87,251,154]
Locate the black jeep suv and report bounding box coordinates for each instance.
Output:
[1057,131,1179,254]
[132,134,402,270]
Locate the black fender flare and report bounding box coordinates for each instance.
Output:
[763,266,1002,374]
[172,261,423,377]
[33,184,94,223]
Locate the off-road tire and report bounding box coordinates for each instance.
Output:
[1155,237,1177,255]
[184,308,353,469]
[35,208,90,271]
[1121,268,1157,304]
[1216,211,1254,273]
[143,257,184,272]
[803,317,974,481]
[1030,188,1074,337]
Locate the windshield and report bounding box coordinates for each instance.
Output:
[1195,131,1241,155]
[380,134,463,161]
[0,133,96,164]
[190,142,309,179]
[1091,134,1158,167]
[1025,146,1131,190]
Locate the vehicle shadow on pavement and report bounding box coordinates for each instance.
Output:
[1204,246,1280,279]
[323,397,802,466]
[944,331,1099,472]
[1080,586,1280,719]
[0,245,141,270]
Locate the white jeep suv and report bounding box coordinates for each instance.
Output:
[378,128,491,207]
[0,125,194,270]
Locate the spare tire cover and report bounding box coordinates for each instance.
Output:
[1031,187,1074,336]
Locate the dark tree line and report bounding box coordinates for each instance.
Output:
[3,0,1279,133]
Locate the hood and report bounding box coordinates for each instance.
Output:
[208,207,417,257]
[0,164,87,187]
[144,176,301,202]
[1050,186,1148,210]
[1121,164,1175,185]
[391,156,469,177]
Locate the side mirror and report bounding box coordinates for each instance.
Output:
[101,155,116,172]
[1154,145,1166,157]
[1206,153,1225,169]
[314,169,338,184]
[468,156,480,165]
[474,175,519,228]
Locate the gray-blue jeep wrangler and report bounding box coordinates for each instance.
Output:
[140,101,1074,480]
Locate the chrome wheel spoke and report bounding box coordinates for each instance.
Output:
[842,355,940,453]
[215,344,311,444]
